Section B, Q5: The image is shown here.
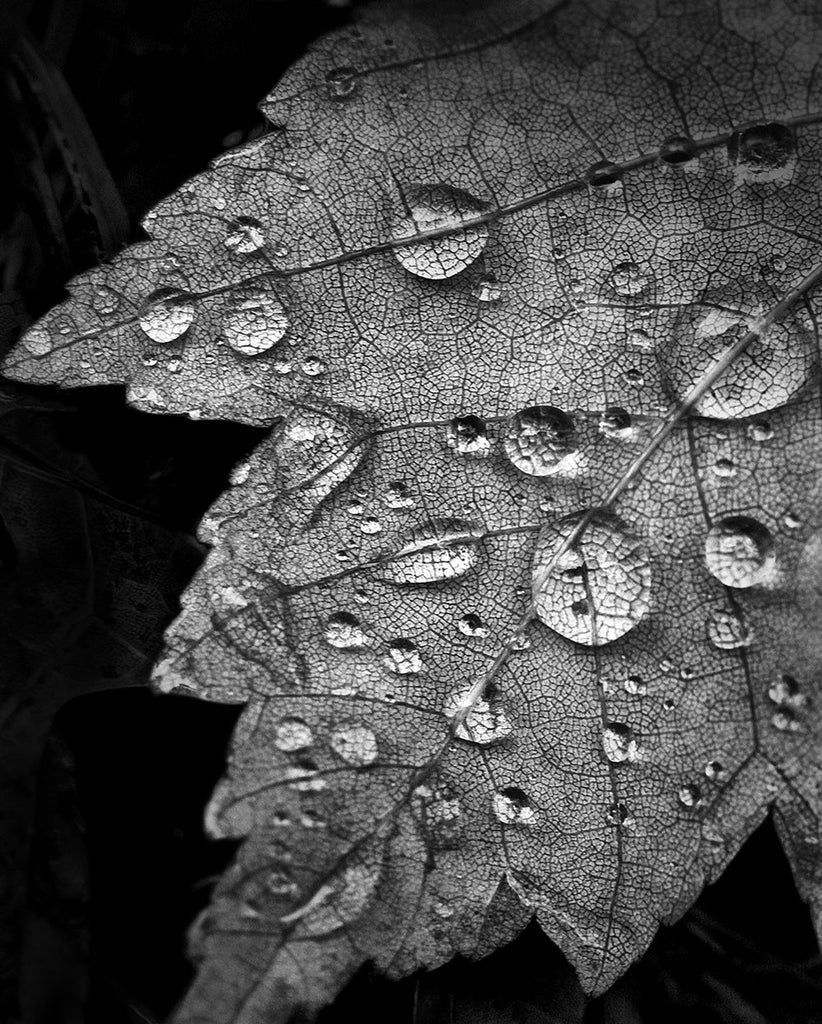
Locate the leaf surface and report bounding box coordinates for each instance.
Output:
[5,0,822,1020]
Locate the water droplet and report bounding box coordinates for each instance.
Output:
[658,135,697,163]
[383,480,414,508]
[712,457,737,479]
[378,518,483,584]
[728,122,796,185]
[446,688,512,746]
[326,66,359,99]
[224,216,266,255]
[280,861,380,935]
[390,184,489,280]
[446,415,491,458]
[347,500,365,516]
[141,352,158,367]
[457,613,489,637]
[602,722,639,763]
[704,516,775,588]
[599,407,633,440]
[274,717,314,752]
[167,356,182,373]
[302,356,327,376]
[623,674,647,696]
[772,709,800,731]
[324,611,369,649]
[472,276,502,302]
[329,723,379,766]
[22,324,54,356]
[222,290,288,355]
[664,293,813,418]
[707,607,752,649]
[384,638,423,674]
[677,783,703,808]
[783,511,802,530]
[768,673,807,710]
[628,327,655,352]
[605,802,633,825]
[532,510,652,645]
[704,759,727,782]
[662,697,676,711]
[503,406,577,477]
[607,262,652,297]
[586,160,623,187]
[492,787,535,825]
[267,866,298,898]
[139,288,195,343]
[360,516,382,535]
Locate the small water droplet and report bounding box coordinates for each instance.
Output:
[586,160,623,187]
[628,327,655,352]
[384,638,423,674]
[658,135,697,163]
[329,723,379,766]
[390,184,489,280]
[274,717,314,752]
[768,673,807,709]
[383,480,414,508]
[706,607,752,649]
[712,457,737,479]
[326,66,359,99]
[532,510,652,645]
[457,613,489,637]
[677,783,703,808]
[503,406,577,477]
[599,407,633,440]
[772,708,800,731]
[378,518,483,584]
[302,356,327,376]
[607,261,652,297]
[222,290,288,355]
[728,122,796,185]
[783,511,802,530]
[704,759,727,782]
[492,787,535,826]
[747,420,774,442]
[141,352,158,367]
[623,674,647,696]
[360,516,382,535]
[347,500,365,516]
[167,356,182,372]
[139,288,195,343]
[224,216,266,255]
[605,802,633,825]
[446,689,512,746]
[324,611,369,649]
[446,415,491,458]
[472,276,503,302]
[704,516,775,588]
[662,697,676,711]
[602,722,639,763]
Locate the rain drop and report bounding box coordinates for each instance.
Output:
[586,160,623,187]
[728,122,796,185]
[389,183,489,280]
[492,787,535,826]
[711,457,737,479]
[360,516,382,535]
[677,783,703,808]
[324,611,369,649]
[768,673,806,710]
[605,802,633,825]
[599,407,633,440]
[378,518,483,584]
[658,135,697,164]
[139,288,195,343]
[222,290,288,355]
[223,216,266,255]
[704,516,775,588]
[274,717,314,752]
[446,415,491,458]
[602,722,639,763]
[606,261,652,297]
[503,406,577,477]
[704,759,727,782]
[446,689,512,746]
[532,510,652,645]
[22,324,53,357]
[457,613,489,637]
[384,638,423,675]
[383,480,414,508]
[326,66,359,100]
[706,607,752,649]
[472,276,503,302]
[623,674,647,696]
[302,356,327,376]
[329,724,379,766]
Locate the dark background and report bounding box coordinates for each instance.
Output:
[2,1,822,1021]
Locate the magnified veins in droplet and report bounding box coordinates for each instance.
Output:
[6,0,822,1022]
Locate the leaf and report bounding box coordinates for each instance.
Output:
[4,0,822,1020]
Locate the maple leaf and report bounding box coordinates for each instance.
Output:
[4,0,822,1020]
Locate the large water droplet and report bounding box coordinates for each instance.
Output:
[503,406,577,477]
[704,516,775,588]
[139,288,195,343]
[532,510,652,645]
[378,518,483,584]
[446,415,491,457]
[324,611,370,649]
[274,717,314,752]
[390,184,489,280]
[224,216,266,255]
[602,722,639,763]
[663,291,813,418]
[280,861,380,935]
[492,787,535,825]
[706,607,753,649]
[222,290,288,355]
[728,122,796,185]
[329,723,379,766]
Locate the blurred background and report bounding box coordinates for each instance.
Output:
[1,1,821,1021]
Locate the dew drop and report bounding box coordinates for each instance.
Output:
[677,783,703,808]
[274,717,314,752]
[606,261,652,297]
[768,673,807,710]
[605,802,633,825]
[599,407,633,440]
[329,723,379,766]
[326,66,359,100]
[412,784,462,849]
[384,638,423,674]
[492,787,535,826]
[623,674,647,696]
[602,722,639,763]
[22,324,54,357]
[728,122,796,185]
[139,288,195,343]
[472,276,503,302]
[446,415,491,458]
[772,709,800,731]
[704,516,775,588]
[503,406,577,477]
[223,216,266,255]
[383,480,414,508]
[586,160,623,187]
[378,518,483,584]
[704,759,727,782]
[706,607,752,649]
[457,612,489,637]
[390,184,489,280]
[532,510,652,645]
[658,135,697,163]
[360,516,383,535]
[783,511,802,531]
[324,611,369,649]
[711,457,737,479]
[302,356,327,376]
[446,689,513,746]
[222,290,288,355]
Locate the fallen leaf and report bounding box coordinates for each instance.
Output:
[4,0,822,1021]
